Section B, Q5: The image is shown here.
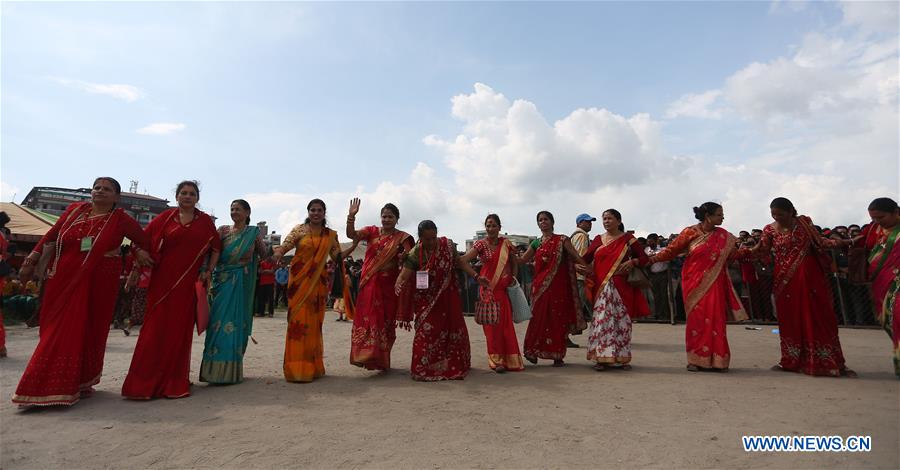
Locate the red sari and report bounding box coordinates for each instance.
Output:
[523,234,582,361]
[860,223,900,377]
[654,226,747,369]
[0,231,7,356]
[350,226,413,370]
[582,234,650,365]
[13,203,148,406]
[122,208,221,399]
[401,237,470,381]
[755,216,847,376]
[474,237,524,371]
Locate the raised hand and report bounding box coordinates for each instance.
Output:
[349,198,361,217]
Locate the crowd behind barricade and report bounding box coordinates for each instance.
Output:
[450,224,879,327]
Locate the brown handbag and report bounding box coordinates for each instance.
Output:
[627,266,651,289]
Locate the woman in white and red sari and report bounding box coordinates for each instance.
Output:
[396,220,473,381]
[459,214,524,373]
[649,202,748,372]
[122,181,222,399]
[581,209,650,370]
[745,198,854,377]
[519,211,587,367]
[346,199,414,371]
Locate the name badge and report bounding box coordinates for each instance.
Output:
[80,236,94,252]
[415,270,429,289]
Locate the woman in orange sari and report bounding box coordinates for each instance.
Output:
[459,214,525,373]
[581,209,650,370]
[747,198,854,377]
[122,181,222,399]
[14,177,151,406]
[346,198,413,371]
[519,211,587,367]
[395,220,473,381]
[649,202,747,372]
[273,199,355,383]
[857,197,900,377]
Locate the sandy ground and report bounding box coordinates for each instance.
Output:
[1,311,897,469]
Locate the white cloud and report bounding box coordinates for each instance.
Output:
[136,122,186,135]
[425,83,683,205]
[1,181,20,202]
[665,90,724,119]
[243,162,458,241]
[768,0,810,15]
[841,0,900,35]
[52,78,145,102]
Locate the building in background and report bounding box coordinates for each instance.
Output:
[20,185,170,226]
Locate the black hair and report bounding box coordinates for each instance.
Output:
[603,208,625,232]
[647,233,659,240]
[303,198,329,227]
[693,202,722,222]
[417,219,438,238]
[536,210,555,225]
[485,213,501,228]
[381,203,400,219]
[868,197,899,213]
[769,197,797,217]
[176,180,200,197]
[232,199,252,225]
[94,177,122,194]
[0,211,9,228]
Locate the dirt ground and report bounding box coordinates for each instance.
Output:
[1,311,897,469]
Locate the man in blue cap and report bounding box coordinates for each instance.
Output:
[568,213,596,348]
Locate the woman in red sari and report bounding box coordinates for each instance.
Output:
[395,220,473,381]
[346,198,414,371]
[122,181,221,399]
[519,211,587,367]
[459,214,525,373]
[581,209,650,370]
[13,177,151,407]
[0,212,9,358]
[747,198,854,377]
[649,202,748,372]
[857,197,900,377]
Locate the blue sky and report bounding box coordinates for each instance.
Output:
[2,1,897,241]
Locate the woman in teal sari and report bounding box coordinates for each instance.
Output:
[200,200,268,384]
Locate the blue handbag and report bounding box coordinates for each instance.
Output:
[507,279,532,323]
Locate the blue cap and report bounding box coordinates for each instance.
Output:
[576,213,596,224]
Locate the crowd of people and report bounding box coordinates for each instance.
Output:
[1,176,898,409]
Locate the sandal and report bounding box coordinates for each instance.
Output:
[494,366,506,374]
[525,356,537,365]
[620,364,632,371]
[552,359,565,367]
[686,364,700,372]
[841,368,858,378]
[593,364,606,371]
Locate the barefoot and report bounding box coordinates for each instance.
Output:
[552,359,565,367]
[593,363,606,371]
[841,368,858,378]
